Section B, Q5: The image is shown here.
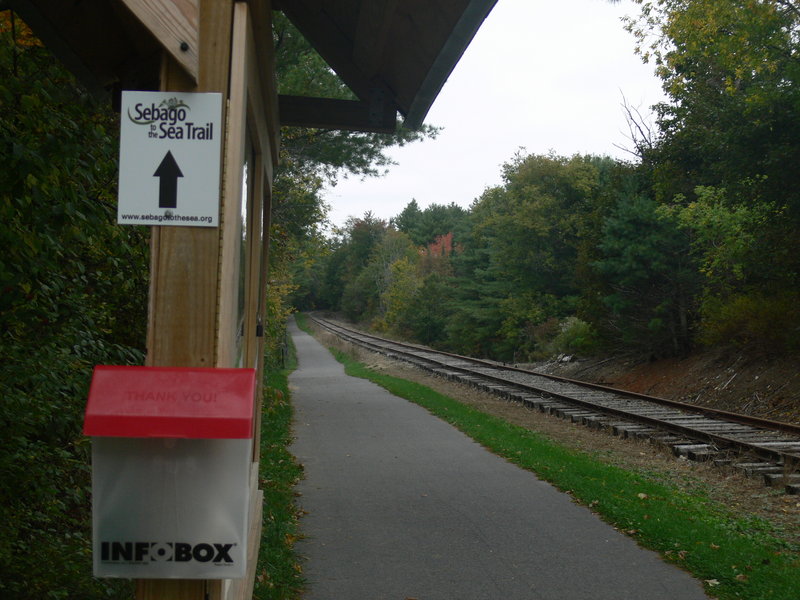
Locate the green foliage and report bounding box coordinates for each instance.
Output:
[626,0,800,204]
[697,292,800,352]
[0,12,144,598]
[442,153,621,360]
[340,265,380,321]
[306,214,420,325]
[475,153,600,300]
[496,293,548,360]
[595,194,697,355]
[392,200,469,246]
[545,317,602,356]
[0,341,138,600]
[395,273,453,345]
[308,152,682,361]
[295,3,800,360]
[622,1,800,354]
[254,347,305,599]
[660,184,798,350]
[443,244,509,358]
[375,256,420,333]
[0,29,148,351]
[263,274,297,372]
[330,214,387,320]
[288,236,331,311]
[666,185,786,291]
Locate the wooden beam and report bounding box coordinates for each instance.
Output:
[278,94,396,132]
[244,5,275,188]
[146,0,234,370]
[219,0,277,363]
[251,181,273,463]
[119,0,199,82]
[352,0,398,77]
[243,152,264,372]
[215,1,249,368]
[136,581,221,600]
[197,0,235,94]
[140,49,219,600]
[244,153,265,462]
[403,0,498,128]
[247,0,281,168]
[5,0,163,92]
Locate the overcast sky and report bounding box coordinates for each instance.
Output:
[322,0,666,229]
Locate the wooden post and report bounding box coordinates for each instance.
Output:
[136,0,277,596]
[140,0,234,598]
[145,0,233,370]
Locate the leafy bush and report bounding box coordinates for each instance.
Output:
[546,317,601,356]
[1,14,144,598]
[0,339,139,599]
[698,292,800,353]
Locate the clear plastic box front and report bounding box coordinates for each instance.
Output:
[91,437,251,579]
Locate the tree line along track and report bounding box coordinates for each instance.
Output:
[308,314,800,495]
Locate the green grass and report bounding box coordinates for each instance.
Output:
[318,341,800,600]
[294,312,311,332]
[253,335,305,600]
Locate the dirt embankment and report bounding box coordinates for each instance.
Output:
[529,348,800,425]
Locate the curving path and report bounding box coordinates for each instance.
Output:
[288,320,708,600]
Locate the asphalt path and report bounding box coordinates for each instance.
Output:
[289,321,708,599]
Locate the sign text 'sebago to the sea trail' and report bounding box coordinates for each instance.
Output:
[117,91,222,228]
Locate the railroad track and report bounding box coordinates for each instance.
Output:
[308,315,800,494]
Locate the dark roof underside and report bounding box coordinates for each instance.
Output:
[1,0,497,132]
[276,0,497,130]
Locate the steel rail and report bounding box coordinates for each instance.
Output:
[309,315,800,469]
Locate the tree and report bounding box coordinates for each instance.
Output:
[399,272,454,345]
[448,153,612,359]
[392,199,423,240]
[594,195,697,355]
[323,213,389,319]
[378,255,421,334]
[445,240,510,358]
[624,0,800,351]
[663,185,799,350]
[272,14,439,325]
[626,0,800,207]
[392,199,470,247]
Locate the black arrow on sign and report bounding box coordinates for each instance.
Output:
[153,151,183,209]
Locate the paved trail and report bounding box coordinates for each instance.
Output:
[289,321,708,600]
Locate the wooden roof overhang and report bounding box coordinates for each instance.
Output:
[1,0,496,133]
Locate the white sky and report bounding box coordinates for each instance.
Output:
[323,0,666,229]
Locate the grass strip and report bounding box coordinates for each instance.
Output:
[320,338,799,600]
[253,336,305,600]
